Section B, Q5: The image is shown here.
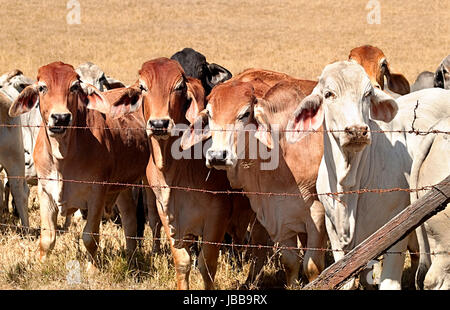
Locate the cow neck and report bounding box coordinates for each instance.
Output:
[322,121,370,250]
[150,135,174,171]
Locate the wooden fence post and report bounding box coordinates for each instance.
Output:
[303,175,450,290]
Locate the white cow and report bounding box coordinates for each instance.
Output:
[287,61,450,289]
[0,77,29,226]
[409,117,450,290]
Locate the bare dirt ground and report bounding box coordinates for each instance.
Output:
[0,0,447,290]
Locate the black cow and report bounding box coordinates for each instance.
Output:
[170,48,232,95]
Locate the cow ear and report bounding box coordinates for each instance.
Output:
[180,109,210,150]
[8,84,39,117]
[80,82,111,115]
[433,66,445,88]
[207,63,232,86]
[384,63,410,95]
[185,79,205,124]
[370,88,398,122]
[254,100,274,149]
[286,87,324,144]
[102,86,143,118]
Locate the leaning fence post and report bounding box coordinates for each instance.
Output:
[303,174,450,290]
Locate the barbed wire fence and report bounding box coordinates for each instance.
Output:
[0,113,449,288]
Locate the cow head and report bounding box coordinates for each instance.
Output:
[287,61,398,154]
[434,55,450,89]
[171,48,232,95]
[8,61,109,139]
[180,81,274,169]
[349,45,410,95]
[75,62,112,91]
[105,58,204,141]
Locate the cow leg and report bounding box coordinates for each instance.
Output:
[379,237,408,290]
[4,165,29,227]
[198,217,228,290]
[245,219,272,287]
[144,185,162,253]
[303,199,327,282]
[83,192,105,272]
[115,189,138,260]
[171,245,192,290]
[280,236,301,287]
[39,184,58,261]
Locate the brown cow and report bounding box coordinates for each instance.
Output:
[107,57,254,290]
[8,62,151,271]
[349,45,410,95]
[181,79,328,286]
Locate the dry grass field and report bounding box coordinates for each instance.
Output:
[0,0,448,290]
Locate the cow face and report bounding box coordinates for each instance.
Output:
[8,62,109,138]
[76,62,111,92]
[287,61,398,153]
[180,81,274,169]
[135,58,197,140]
[434,55,450,89]
[349,45,410,95]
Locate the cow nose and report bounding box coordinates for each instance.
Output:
[149,119,170,129]
[207,149,228,164]
[51,113,72,126]
[344,125,369,138]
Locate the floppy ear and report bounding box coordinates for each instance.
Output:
[370,87,398,122]
[102,85,143,118]
[104,76,126,89]
[180,109,210,150]
[206,63,232,86]
[384,63,410,95]
[185,78,205,123]
[285,86,324,144]
[253,100,274,149]
[8,83,39,117]
[80,82,112,115]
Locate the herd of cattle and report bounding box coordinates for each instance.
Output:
[0,45,449,290]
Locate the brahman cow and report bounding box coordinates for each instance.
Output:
[287,61,450,289]
[171,48,232,95]
[409,116,450,290]
[107,57,254,290]
[411,55,450,92]
[181,78,328,287]
[8,62,150,270]
[349,45,410,97]
[0,77,29,226]
[75,62,161,250]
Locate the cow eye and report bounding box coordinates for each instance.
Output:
[70,83,81,92]
[238,111,250,121]
[38,85,47,93]
[364,90,373,98]
[324,91,335,99]
[174,80,186,92]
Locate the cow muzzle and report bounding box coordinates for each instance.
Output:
[206,149,235,169]
[48,112,72,135]
[341,125,371,152]
[147,118,173,139]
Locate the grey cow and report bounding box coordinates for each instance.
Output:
[411,55,450,92]
[0,70,31,226]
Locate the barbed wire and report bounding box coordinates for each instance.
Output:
[0,222,447,257]
[1,175,447,198]
[0,123,448,135]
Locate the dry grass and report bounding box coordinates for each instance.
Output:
[0,0,446,290]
